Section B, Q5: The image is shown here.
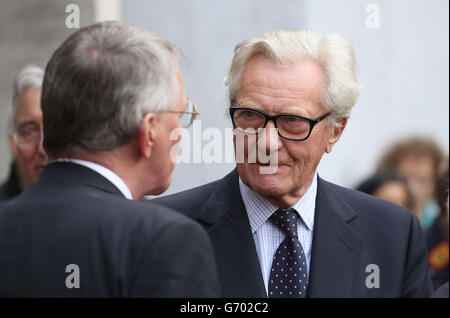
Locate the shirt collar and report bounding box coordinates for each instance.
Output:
[54,159,133,200]
[239,172,317,234]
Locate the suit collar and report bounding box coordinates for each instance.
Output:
[238,173,317,233]
[198,169,248,225]
[54,159,133,199]
[198,169,267,297]
[37,161,125,198]
[197,169,363,298]
[307,177,363,297]
[316,176,358,223]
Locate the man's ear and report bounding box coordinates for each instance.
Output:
[8,135,18,158]
[139,113,157,158]
[325,117,348,153]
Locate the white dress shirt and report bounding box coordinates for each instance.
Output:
[54,159,133,200]
[239,173,317,296]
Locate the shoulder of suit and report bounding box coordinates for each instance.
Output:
[75,193,207,243]
[150,175,227,210]
[0,182,10,202]
[318,177,415,224]
[98,193,195,222]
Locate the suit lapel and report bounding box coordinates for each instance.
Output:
[197,170,267,298]
[307,177,363,297]
[189,170,364,298]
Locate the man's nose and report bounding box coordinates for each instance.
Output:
[258,120,282,155]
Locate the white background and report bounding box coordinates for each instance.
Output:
[0,0,447,195]
[122,0,448,195]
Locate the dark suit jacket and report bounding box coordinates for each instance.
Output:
[0,162,220,297]
[0,162,22,202]
[431,282,449,298]
[152,169,433,297]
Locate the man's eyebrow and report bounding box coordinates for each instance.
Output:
[279,108,311,117]
[17,120,40,128]
[237,101,261,109]
[235,102,312,117]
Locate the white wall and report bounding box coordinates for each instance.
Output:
[3,1,445,193]
[303,0,449,188]
[123,0,448,195]
[124,0,310,195]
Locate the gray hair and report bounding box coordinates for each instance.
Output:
[224,30,362,127]
[42,21,183,158]
[8,65,44,135]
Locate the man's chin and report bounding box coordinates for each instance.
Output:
[239,168,292,198]
[239,162,290,178]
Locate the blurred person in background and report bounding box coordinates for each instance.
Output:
[426,166,449,291]
[377,137,448,230]
[355,171,414,211]
[0,65,48,201]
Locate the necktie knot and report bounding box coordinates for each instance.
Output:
[269,208,299,238]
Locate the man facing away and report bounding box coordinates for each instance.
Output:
[152,30,433,297]
[0,21,219,297]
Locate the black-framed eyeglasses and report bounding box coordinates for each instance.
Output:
[230,107,332,141]
[164,97,199,128]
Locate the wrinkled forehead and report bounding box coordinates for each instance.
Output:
[236,55,327,116]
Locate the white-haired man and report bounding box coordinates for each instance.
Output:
[0,21,219,297]
[153,30,433,297]
[0,66,48,201]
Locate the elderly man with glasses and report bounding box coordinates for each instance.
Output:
[152,30,433,298]
[0,66,48,202]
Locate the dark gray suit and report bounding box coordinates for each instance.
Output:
[0,163,22,202]
[0,162,220,297]
[152,169,433,297]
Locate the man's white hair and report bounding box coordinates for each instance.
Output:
[224,30,362,127]
[8,65,44,135]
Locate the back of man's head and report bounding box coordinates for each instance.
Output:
[41,21,182,159]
